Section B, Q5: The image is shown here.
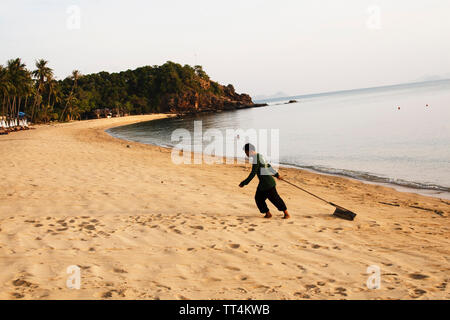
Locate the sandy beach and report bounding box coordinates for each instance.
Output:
[0,114,449,300]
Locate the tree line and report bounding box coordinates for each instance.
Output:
[0,59,224,127]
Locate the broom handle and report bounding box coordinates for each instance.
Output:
[282,179,331,205]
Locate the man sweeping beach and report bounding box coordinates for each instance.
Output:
[239,143,290,219]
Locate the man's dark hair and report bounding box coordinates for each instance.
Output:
[244,143,255,153]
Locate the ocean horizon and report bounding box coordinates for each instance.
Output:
[253,78,450,104]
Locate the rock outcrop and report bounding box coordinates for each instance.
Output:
[160,83,266,115]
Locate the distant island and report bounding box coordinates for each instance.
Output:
[0,59,266,131]
[253,91,290,101]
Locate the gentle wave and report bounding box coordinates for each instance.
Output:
[281,162,450,193]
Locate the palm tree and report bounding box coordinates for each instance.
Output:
[41,75,60,122]
[0,65,11,128]
[67,95,80,121]
[50,84,62,121]
[6,58,32,128]
[21,80,33,126]
[60,70,81,121]
[31,59,53,123]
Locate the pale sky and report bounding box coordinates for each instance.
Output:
[1,0,449,97]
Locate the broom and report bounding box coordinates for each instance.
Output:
[282,179,357,221]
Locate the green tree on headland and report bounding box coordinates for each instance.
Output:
[31,59,53,123]
[0,59,253,129]
[60,70,81,122]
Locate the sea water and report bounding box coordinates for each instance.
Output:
[107,79,450,199]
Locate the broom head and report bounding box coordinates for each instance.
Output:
[330,203,357,221]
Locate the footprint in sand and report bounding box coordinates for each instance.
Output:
[113,268,128,274]
[334,287,347,296]
[11,292,24,299]
[296,265,307,272]
[235,275,248,281]
[409,288,427,298]
[409,273,429,280]
[305,284,321,294]
[294,292,310,299]
[317,281,326,286]
[436,281,447,291]
[12,279,34,287]
[102,289,126,298]
[11,277,38,299]
[235,287,247,294]
[225,266,241,271]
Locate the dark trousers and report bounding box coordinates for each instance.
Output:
[255,187,287,214]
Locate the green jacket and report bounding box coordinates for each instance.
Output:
[241,153,279,191]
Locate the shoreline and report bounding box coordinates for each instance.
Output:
[280,164,450,201]
[0,114,449,300]
[105,118,450,201]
